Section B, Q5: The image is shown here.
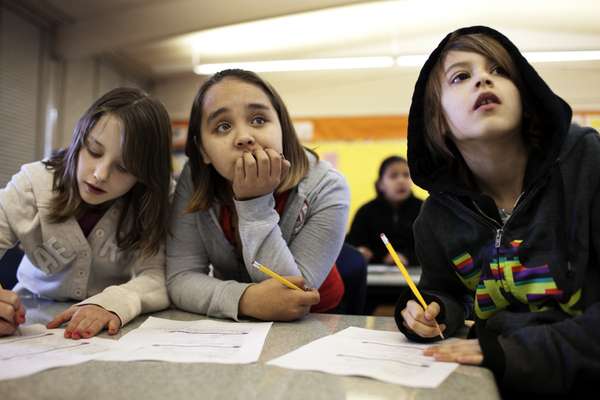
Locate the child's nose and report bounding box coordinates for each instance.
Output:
[234,133,256,149]
[475,73,494,88]
[94,164,110,182]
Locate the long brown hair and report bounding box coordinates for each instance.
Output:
[184,69,317,212]
[423,32,542,161]
[44,87,173,257]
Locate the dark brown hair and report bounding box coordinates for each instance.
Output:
[423,32,541,161]
[184,69,317,212]
[44,87,173,257]
[375,156,408,197]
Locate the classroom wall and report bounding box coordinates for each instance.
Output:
[151,75,206,121]
[0,5,150,187]
[309,139,422,229]
[0,7,45,187]
[58,58,150,149]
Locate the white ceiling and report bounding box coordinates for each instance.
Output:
[26,0,600,79]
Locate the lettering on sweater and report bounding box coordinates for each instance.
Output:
[32,237,76,272]
[99,237,118,262]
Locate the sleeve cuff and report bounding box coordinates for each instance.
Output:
[215,281,253,321]
[477,320,506,379]
[234,193,276,223]
[77,285,141,326]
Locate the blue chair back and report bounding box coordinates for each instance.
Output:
[0,246,23,289]
[335,243,367,315]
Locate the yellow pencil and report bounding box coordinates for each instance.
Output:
[252,261,303,291]
[380,233,445,339]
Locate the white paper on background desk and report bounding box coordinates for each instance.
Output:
[0,324,117,380]
[97,317,272,364]
[267,326,458,388]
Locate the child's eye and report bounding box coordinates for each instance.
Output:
[87,147,101,158]
[251,116,267,125]
[450,72,470,84]
[491,65,508,76]
[215,122,231,134]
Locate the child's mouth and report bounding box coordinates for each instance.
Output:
[85,182,107,195]
[473,92,501,110]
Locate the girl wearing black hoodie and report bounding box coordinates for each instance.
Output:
[395,26,600,395]
[346,156,422,266]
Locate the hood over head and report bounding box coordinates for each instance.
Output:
[407,25,572,196]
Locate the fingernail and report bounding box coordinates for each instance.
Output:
[72,333,80,339]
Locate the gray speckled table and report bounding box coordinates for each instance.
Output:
[0,296,500,400]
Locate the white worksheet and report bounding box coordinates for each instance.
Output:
[98,317,272,364]
[267,326,458,388]
[0,324,117,380]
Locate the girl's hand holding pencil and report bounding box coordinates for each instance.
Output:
[0,284,26,336]
[239,262,320,321]
[380,233,446,339]
[400,300,447,339]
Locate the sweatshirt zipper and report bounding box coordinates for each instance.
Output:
[469,194,522,293]
[470,191,527,248]
[444,189,535,293]
[495,228,503,248]
[443,182,541,254]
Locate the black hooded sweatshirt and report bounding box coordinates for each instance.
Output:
[394,26,600,395]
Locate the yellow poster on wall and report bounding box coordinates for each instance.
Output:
[307,139,428,230]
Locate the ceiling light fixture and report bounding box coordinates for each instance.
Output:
[193,51,600,75]
[194,57,395,74]
[523,50,600,63]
